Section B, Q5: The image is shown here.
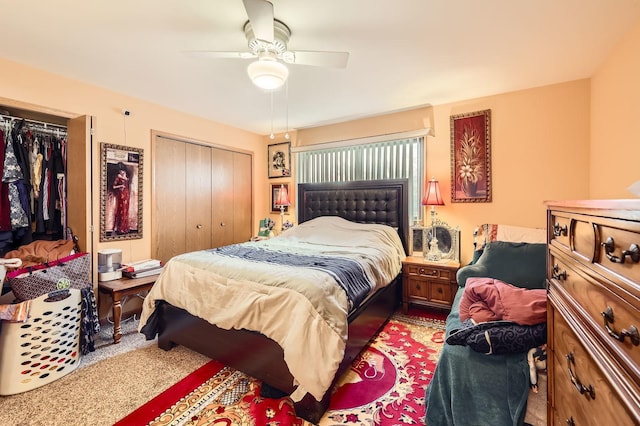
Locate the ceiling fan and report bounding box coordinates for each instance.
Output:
[190,0,350,90]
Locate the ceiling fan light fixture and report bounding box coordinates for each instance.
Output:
[247,58,289,90]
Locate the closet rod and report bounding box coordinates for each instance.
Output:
[0,113,67,132]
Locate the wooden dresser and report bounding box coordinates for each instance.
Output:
[546,200,640,426]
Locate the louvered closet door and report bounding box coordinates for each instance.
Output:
[185,143,212,252]
[154,137,187,263]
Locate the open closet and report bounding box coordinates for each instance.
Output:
[0,111,69,252]
[0,98,93,276]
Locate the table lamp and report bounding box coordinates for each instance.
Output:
[422,177,445,261]
[274,184,291,232]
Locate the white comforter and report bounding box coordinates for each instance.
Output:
[138,216,405,402]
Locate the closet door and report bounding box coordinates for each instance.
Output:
[66,115,95,280]
[211,148,235,247]
[66,116,91,251]
[233,152,252,243]
[211,149,252,247]
[154,137,187,263]
[185,143,212,252]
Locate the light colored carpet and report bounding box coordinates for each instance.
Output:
[0,318,209,426]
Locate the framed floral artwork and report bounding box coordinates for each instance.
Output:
[99,143,143,241]
[267,141,291,178]
[450,109,492,203]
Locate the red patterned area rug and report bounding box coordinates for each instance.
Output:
[116,310,446,426]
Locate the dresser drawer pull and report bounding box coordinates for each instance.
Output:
[601,237,640,264]
[553,223,568,236]
[418,267,437,277]
[566,352,595,399]
[565,417,575,426]
[552,264,567,281]
[601,307,640,345]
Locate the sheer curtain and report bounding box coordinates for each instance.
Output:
[295,136,424,222]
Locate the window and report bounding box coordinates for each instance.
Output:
[295,136,424,221]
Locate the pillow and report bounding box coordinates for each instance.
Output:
[446,319,547,355]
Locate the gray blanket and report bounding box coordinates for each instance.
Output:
[425,288,530,426]
[425,241,547,426]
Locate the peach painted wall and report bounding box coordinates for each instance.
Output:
[0,55,595,267]
[591,18,640,199]
[0,58,265,265]
[287,80,591,264]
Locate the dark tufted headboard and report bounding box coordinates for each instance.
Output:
[298,179,409,255]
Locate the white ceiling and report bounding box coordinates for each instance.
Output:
[0,0,639,135]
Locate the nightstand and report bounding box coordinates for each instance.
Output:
[98,275,158,344]
[402,257,460,313]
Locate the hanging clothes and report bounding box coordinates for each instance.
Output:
[0,128,12,231]
[0,116,67,256]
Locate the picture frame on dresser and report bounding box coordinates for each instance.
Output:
[424,219,461,262]
[410,226,425,256]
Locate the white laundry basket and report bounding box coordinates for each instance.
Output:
[0,288,82,395]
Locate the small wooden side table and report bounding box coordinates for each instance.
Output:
[402,257,460,313]
[97,275,158,344]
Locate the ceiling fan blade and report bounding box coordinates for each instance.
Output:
[184,50,256,60]
[242,0,274,43]
[285,51,350,68]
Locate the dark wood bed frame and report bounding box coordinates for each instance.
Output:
[155,179,409,423]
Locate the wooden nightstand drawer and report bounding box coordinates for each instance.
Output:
[430,281,453,305]
[407,278,429,299]
[406,264,452,280]
[401,257,460,313]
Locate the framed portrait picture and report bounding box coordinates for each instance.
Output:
[450,109,492,203]
[268,141,291,178]
[100,143,143,242]
[271,183,290,213]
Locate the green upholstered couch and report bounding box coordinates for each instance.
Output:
[425,241,547,426]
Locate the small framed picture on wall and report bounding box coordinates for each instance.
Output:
[271,183,290,213]
[267,141,291,178]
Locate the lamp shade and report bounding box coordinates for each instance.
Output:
[275,184,291,206]
[422,177,444,206]
[247,58,289,90]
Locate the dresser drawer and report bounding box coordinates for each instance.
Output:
[549,208,640,293]
[593,221,640,288]
[548,211,596,261]
[550,314,638,426]
[549,253,640,381]
[549,213,571,250]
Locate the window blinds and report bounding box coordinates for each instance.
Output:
[295,136,424,221]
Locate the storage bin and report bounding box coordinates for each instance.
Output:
[0,289,82,395]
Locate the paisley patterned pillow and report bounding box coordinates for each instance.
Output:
[446,318,547,355]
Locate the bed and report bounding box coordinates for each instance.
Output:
[138,179,409,423]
